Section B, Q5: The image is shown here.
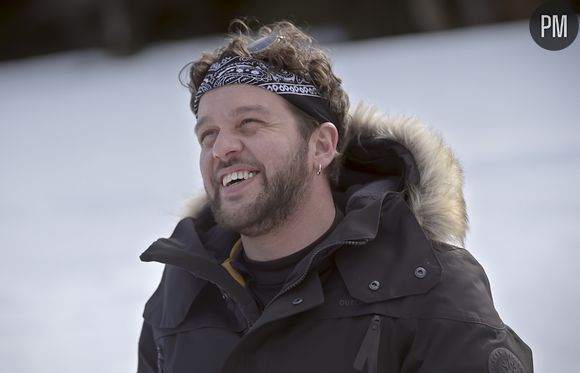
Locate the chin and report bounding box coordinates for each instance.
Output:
[213,200,250,226]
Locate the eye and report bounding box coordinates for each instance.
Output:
[240,118,257,126]
[238,117,264,131]
[198,129,218,147]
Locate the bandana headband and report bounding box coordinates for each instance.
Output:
[191,55,339,126]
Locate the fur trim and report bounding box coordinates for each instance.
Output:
[181,191,209,219]
[349,103,468,247]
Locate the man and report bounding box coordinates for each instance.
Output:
[138,21,533,373]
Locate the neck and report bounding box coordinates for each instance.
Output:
[241,181,336,262]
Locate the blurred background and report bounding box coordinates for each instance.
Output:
[3,0,573,60]
[1,0,579,372]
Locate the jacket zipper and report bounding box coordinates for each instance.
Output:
[353,315,382,373]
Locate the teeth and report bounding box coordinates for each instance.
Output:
[222,171,257,187]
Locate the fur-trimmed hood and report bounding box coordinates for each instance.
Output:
[340,103,467,246]
[184,103,468,247]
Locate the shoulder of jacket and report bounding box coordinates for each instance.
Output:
[419,241,504,328]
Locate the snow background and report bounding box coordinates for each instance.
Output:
[1,21,578,372]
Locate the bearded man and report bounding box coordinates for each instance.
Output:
[138,21,533,373]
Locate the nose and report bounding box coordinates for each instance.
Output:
[211,130,243,160]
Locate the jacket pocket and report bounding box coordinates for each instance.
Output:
[353,315,382,373]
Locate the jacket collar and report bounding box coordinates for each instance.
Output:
[140,219,261,327]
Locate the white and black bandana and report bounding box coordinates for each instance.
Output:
[191,56,338,125]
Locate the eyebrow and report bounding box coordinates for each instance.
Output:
[194,104,271,134]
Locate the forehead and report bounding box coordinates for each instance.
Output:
[197,84,290,118]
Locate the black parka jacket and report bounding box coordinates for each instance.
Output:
[138,105,533,373]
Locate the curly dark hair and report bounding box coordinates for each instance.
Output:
[181,20,350,186]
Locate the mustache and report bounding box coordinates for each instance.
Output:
[215,156,261,169]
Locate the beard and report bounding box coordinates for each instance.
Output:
[209,142,311,237]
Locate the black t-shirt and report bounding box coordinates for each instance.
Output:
[231,208,343,310]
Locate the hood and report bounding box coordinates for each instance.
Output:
[340,103,467,247]
[183,103,468,247]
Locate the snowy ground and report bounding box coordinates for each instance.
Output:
[1,21,578,372]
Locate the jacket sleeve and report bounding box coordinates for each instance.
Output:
[137,321,158,373]
[400,319,533,373]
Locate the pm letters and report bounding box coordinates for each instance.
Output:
[541,14,568,38]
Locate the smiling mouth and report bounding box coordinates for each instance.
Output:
[222,170,259,187]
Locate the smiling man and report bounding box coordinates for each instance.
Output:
[138,21,532,373]
[196,84,338,259]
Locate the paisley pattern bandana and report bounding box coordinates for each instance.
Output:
[191,55,338,125]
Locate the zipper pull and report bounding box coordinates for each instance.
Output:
[353,315,382,373]
[156,345,164,373]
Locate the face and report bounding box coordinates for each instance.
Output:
[196,84,314,236]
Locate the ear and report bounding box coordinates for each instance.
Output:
[310,122,339,169]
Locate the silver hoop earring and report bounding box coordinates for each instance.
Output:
[316,163,322,175]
